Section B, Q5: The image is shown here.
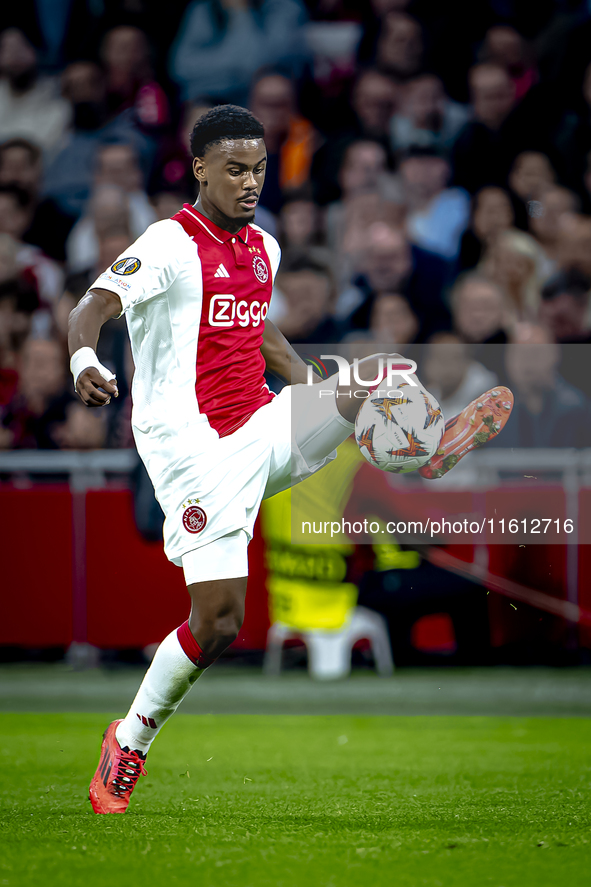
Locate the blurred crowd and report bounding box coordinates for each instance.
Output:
[1,0,591,451]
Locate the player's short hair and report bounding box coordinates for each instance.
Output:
[190,105,265,158]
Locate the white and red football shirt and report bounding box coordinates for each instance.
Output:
[90,205,281,453]
[172,205,275,436]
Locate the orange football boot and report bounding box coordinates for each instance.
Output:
[89,719,147,814]
[419,386,514,479]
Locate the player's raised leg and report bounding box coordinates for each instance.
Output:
[281,352,424,491]
[89,532,248,814]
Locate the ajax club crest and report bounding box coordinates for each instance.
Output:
[253,255,269,284]
[182,498,207,534]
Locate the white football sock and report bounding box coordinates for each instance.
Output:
[115,628,203,754]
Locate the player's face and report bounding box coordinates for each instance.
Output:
[194,139,267,228]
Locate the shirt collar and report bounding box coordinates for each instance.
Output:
[179,204,249,244]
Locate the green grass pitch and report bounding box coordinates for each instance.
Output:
[1,713,590,887]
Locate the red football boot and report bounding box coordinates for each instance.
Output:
[419,386,514,479]
[89,719,147,814]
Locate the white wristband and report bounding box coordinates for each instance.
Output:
[70,346,116,389]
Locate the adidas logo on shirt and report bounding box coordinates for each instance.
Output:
[214,263,230,278]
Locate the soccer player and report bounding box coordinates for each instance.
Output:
[68,105,511,814]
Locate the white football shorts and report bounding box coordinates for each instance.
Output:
[137,373,355,574]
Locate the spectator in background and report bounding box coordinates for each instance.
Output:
[556,214,591,279]
[65,144,156,273]
[0,28,70,153]
[457,186,515,272]
[479,229,546,323]
[451,63,517,194]
[539,269,591,399]
[0,292,20,417]
[390,73,469,153]
[340,221,451,338]
[0,184,63,322]
[450,273,508,345]
[0,231,20,288]
[310,68,397,205]
[0,233,37,342]
[43,61,153,221]
[528,186,579,274]
[100,26,169,132]
[397,145,469,260]
[479,25,537,103]
[468,62,516,132]
[555,60,591,195]
[0,137,41,195]
[0,336,72,449]
[333,191,406,291]
[151,99,212,198]
[249,72,317,215]
[539,269,591,344]
[325,139,394,258]
[422,333,498,419]
[375,12,423,81]
[278,190,324,251]
[357,0,414,66]
[170,0,308,107]
[62,210,133,323]
[0,137,74,261]
[499,324,591,448]
[0,244,37,411]
[333,139,390,201]
[303,5,365,112]
[63,215,131,296]
[274,253,341,343]
[150,191,188,222]
[508,150,556,205]
[60,218,132,425]
[368,291,418,344]
[52,402,107,450]
[350,68,398,143]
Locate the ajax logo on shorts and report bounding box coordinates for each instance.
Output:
[209,294,269,328]
[182,498,207,534]
[253,255,269,284]
[111,257,141,275]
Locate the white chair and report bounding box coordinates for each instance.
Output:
[264,606,394,680]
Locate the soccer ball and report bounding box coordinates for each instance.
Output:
[355,384,444,473]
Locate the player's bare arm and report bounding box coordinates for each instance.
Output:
[261,319,319,384]
[68,287,122,408]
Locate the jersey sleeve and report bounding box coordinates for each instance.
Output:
[89,220,182,313]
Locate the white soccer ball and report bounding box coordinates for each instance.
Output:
[355,383,444,473]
